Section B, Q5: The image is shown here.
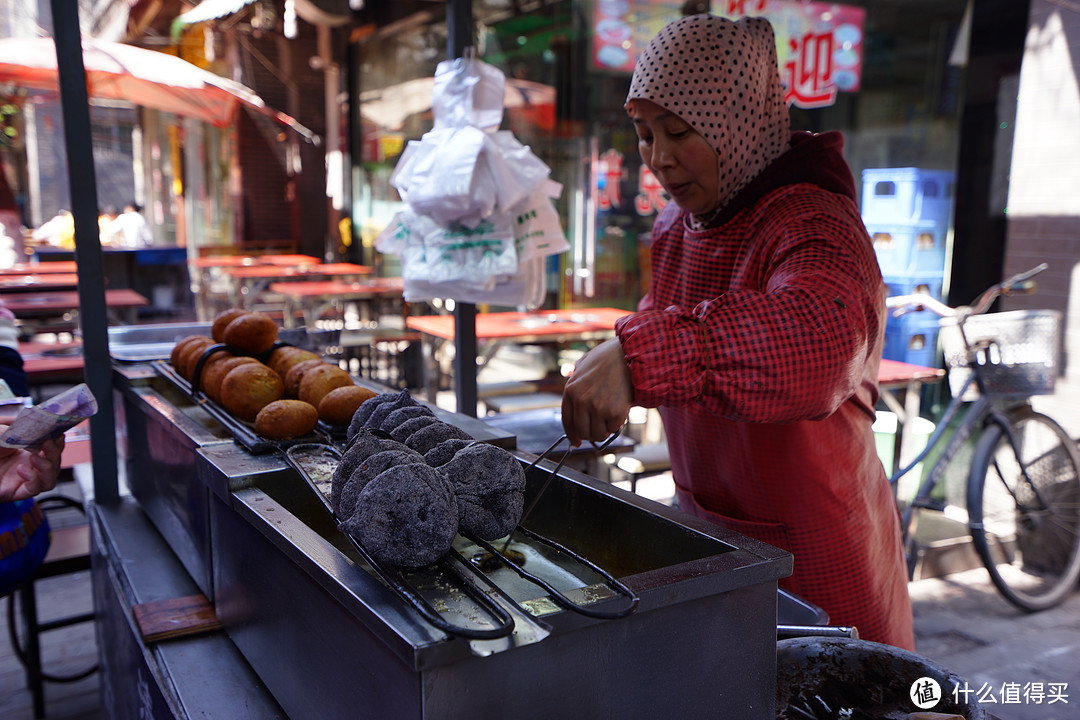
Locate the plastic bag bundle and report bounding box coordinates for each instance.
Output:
[380,57,568,308]
[399,210,519,289]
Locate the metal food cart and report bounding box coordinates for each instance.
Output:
[88,328,796,719]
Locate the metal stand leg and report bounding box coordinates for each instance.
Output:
[17,582,46,718]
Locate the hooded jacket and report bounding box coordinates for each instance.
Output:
[616,130,915,650]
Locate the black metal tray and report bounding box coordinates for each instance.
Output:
[151,356,329,454]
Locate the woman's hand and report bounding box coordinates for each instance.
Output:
[0,431,65,502]
[561,337,634,446]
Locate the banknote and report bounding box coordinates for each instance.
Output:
[0,383,98,449]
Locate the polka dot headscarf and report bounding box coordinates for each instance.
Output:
[626,14,791,214]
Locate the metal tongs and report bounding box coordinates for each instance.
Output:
[484,428,640,619]
[283,429,639,640]
[283,444,515,640]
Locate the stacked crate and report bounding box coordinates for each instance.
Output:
[861,168,955,367]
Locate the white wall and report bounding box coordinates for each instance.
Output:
[1010,1,1080,435]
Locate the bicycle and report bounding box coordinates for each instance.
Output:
[886,263,1080,612]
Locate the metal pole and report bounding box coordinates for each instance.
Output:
[50,0,119,505]
[447,0,478,418]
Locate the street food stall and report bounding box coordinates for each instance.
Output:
[21,5,988,719]
[88,321,797,719]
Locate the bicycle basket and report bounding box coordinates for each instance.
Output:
[939,309,1061,399]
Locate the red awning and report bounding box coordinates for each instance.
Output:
[0,35,315,141]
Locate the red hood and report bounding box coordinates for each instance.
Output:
[714,130,857,225]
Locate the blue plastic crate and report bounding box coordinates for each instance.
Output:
[883,271,945,302]
[861,167,955,227]
[868,224,914,277]
[868,220,947,276]
[883,312,940,367]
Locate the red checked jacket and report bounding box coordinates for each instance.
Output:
[616,131,914,650]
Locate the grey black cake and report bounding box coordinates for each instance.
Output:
[441,442,525,541]
[338,463,458,567]
[331,429,420,515]
[347,390,412,443]
[404,420,473,455]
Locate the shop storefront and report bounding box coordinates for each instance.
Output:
[348,0,974,337]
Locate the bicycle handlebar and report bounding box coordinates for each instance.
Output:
[885,263,1047,319]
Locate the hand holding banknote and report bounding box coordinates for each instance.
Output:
[0,384,96,501]
[0,432,65,501]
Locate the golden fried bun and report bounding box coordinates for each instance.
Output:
[255,399,319,440]
[203,355,261,402]
[267,345,322,379]
[170,335,205,373]
[177,336,215,381]
[283,358,324,398]
[220,363,285,422]
[211,309,249,343]
[223,312,278,355]
[318,385,378,426]
[184,341,227,386]
[298,363,354,409]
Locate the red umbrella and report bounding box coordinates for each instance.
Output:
[0,35,313,138]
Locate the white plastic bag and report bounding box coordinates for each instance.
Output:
[374,210,410,257]
[383,56,565,306]
[431,56,505,132]
[484,131,552,214]
[511,180,570,261]
[395,125,494,225]
[389,59,552,228]
[398,211,518,287]
[403,257,545,309]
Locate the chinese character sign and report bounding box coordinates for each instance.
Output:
[772,3,865,109]
[597,149,626,211]
[784,29,837,108]
[635,167,668,216]
[591,0,865,110]
[953,680,1071,706]
[595,148,668,217]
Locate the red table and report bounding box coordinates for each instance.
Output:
[406,307,630,343]
[17,339,85,385]
[268,277,404,328]
[877,358,946,476]
[224,262,374,309]
[189,254,321,317]
[189,253,320,269]
[6,288,149,334]
[0,273,81,292]
[406,308,632,403]
[0,261,79,276]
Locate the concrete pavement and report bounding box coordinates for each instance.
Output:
[910,567,1080,720]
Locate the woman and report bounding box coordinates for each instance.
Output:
[561,14,914,649]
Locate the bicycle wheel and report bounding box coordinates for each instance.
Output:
[968,407,1080,611]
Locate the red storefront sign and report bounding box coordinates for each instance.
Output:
[591,0,865,110]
